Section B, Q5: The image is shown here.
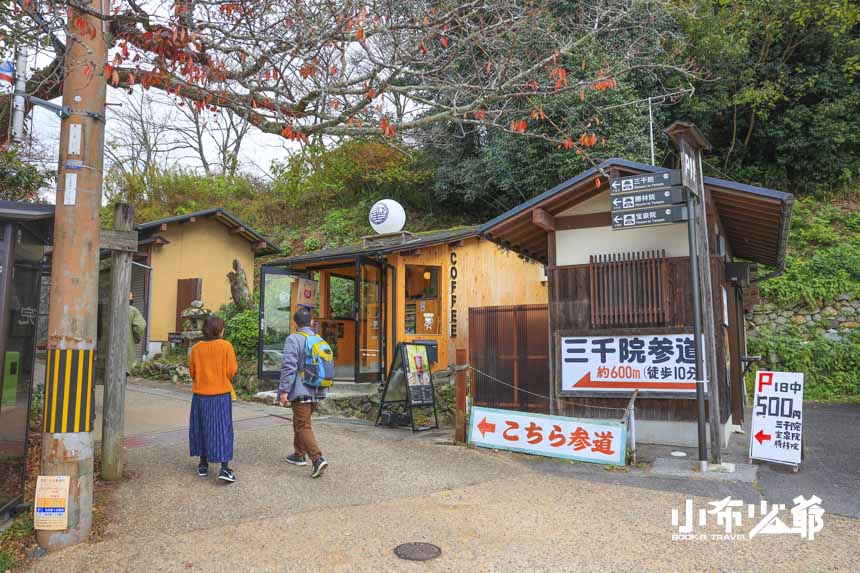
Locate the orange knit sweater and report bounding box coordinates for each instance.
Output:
[188,339,238,396]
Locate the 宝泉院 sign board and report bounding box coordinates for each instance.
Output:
[749,371,804,466]
[468,406,626,465]
[611,204,688,230]
[561,333,704,394]
[34,475,70,530]
[609,170,681,195]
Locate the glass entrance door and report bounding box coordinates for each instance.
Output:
[355,257,385,383]
[257,267,297,380]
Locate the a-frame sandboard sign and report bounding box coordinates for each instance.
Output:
[374,342,439,432]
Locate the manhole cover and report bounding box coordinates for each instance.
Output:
[394,542,442,561]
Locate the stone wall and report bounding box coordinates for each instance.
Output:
[746,293,859,341]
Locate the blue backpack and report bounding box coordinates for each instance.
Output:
[298,331,335,388]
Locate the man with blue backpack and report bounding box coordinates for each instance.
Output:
[278,308,335,478]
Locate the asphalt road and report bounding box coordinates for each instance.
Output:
[26,382,860,572]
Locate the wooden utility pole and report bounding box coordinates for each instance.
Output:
[665,122,722,466]
[38,1,107,550]
[101,203,136,480]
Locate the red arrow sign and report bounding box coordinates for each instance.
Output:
[573,371,697,391]
[755,429,772,445]
[476,417,496,438]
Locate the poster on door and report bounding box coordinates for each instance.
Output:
[296,278,318,308]
[749,371,804,466]
[561,333,705,394]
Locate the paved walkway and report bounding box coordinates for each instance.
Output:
[30,381,860,572]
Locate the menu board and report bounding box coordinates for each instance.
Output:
[375,342,439,431]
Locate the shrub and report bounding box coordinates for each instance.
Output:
[748,326,860,401]
[222,308,259,361]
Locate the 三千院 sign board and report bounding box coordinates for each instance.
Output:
[468,406,626,465]
[749,371,804,466]
[609,170,681,195]
[561,333,704,394]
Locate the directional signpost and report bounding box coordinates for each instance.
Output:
[611,204,688,230]
[610,170,687,231]
[610,187,685,211]
[609,170,682,195]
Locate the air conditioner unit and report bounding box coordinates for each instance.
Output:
[725,262,756,287]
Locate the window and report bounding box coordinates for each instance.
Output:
[589,250,670,327]
[328,275,355,319]
[404,265,441,334]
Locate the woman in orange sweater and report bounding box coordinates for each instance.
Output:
[188,315,238,483]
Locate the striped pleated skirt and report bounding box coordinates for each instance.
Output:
[189,393,234,463]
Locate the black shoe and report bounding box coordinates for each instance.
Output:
[311,456,328,478]
[286,453,308,466]
[197,463,209,478]
[218,467,236,483]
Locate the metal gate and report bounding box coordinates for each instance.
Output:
[468,304,549,414]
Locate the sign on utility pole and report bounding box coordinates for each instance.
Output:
[665,121,721,468]
[37,2,107,551]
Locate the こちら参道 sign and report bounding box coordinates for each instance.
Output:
[561,333,704,394]
[468,406,626,465]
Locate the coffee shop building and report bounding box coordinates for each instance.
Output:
[258,227,547,383]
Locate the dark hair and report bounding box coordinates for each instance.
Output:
[202,315,225,340]
[294,308,312,328]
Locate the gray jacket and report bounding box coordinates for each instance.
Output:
[278,327,328,402]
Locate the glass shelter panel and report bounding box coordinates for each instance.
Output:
[0,224,43,513]
[258,270,295,379]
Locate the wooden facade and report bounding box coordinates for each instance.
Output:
[480,157,793,445]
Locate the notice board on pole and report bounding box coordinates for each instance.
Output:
[34,475,70,530]
[749,371,804,467]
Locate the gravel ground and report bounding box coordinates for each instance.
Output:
[26,382,860,572]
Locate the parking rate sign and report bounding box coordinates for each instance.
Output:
[749,371,805,466]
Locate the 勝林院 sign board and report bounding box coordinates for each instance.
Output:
[34,475,70,530]
[749,371,804,466]
[609,170,681,195]
[468,406,626,465]
[611,204,688,230]
[610,187,685,212]
[561,333,704,394]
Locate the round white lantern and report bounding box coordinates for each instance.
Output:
[369,199,406,234]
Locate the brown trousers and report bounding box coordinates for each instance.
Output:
[291,402,321,461]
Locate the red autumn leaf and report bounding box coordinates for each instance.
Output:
[419,42,427,55]
[329,66,338,75]
[594,178,601,189]
[355,28,365,41]
[563,138,574,150]
[84,62,94,79]
[474,109,486,120]
[485,62,492,74]
[121,43,129,58]
[440,36,449,48]
[104,63,113,77]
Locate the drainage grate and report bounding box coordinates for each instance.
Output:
[394,542,442,561]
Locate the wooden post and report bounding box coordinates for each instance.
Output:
[101,203,135,481]
[666,122,722,466]
[455,348,468,443]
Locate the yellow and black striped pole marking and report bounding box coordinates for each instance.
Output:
[43,349,95,433]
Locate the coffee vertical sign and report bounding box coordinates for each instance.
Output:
[449,250,458,337]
